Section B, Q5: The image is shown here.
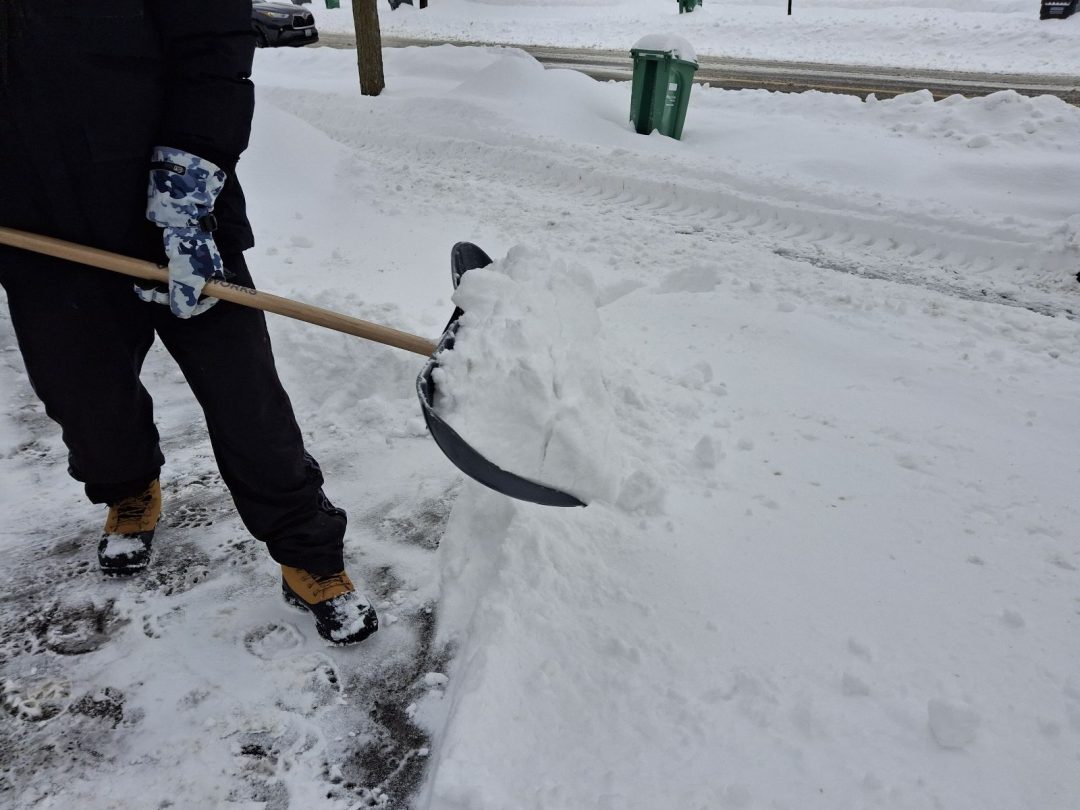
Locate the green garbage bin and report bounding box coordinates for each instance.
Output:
[629,36,698,140]
[325,0,340,8]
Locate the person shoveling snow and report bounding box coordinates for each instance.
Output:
[0,0,377,645]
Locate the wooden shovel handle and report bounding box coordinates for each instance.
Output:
[0,227,438,357]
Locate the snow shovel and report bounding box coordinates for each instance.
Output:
[0,227,586,508]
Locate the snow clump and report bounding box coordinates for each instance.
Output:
[431,245,624,505]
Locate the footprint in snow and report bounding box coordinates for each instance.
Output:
[165,502,222,530]
[310,659,342,692]
[2,677,71,722]
[928,699,981,750]
[141,606,185,640]
[34,598,125,656]
[69,686,126,728]
[243,622,305,660]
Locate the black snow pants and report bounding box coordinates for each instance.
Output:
[0,250,346,575]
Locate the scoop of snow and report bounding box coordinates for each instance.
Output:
[430,245,623,505]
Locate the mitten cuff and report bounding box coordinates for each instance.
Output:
[147,146,227,229]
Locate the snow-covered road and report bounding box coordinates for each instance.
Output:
[317,0,1080,75]
[322,35,1080,103]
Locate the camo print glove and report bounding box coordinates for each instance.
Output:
[140,147,227,318]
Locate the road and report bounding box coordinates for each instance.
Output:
[319,33,1080,104]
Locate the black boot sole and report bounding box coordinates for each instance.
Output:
[101,561,150,577]
[281,581,379,645]
[98,533,154,577]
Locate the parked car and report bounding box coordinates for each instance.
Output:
[252,1,319,47]
[1040,0,1077,19]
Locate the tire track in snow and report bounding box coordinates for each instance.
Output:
[261,87,1080,319]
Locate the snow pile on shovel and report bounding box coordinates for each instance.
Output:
[430,246,622,505]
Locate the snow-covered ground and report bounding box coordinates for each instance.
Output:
[318,0,1080,74]
[3,10,1080,810]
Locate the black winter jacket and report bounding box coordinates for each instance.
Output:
[0,0,256,259]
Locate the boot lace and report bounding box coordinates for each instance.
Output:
[114,489,154,523]
[303,570,350,600]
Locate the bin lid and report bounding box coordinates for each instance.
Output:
[630,34,697,65]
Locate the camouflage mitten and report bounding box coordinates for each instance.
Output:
[141,147,227,318]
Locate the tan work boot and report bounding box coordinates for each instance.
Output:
[98,479,161,576]
[281,565,379,645]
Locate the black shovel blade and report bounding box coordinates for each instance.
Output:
[415,243,586,508]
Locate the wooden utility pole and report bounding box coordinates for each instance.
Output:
[351,0,385,96]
